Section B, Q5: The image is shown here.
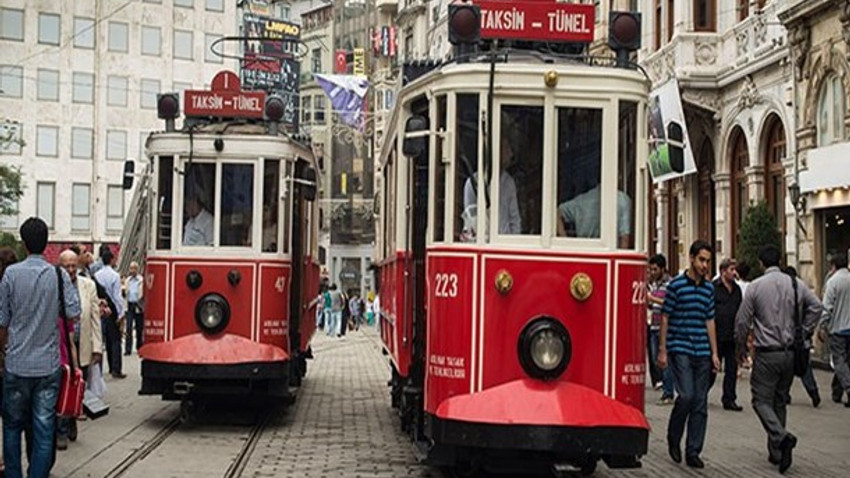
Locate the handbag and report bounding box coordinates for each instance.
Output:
[55,266,85,418]
[789,274,810,378]
[83,389,109,419]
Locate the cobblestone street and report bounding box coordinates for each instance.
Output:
[51,326,849,477]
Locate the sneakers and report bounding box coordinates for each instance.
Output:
[653,381,663,390]
[657,396,674,405]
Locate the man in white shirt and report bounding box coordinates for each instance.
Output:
[557,184,632,248]
[94,249,126,378]
[463,137,522,236]
[183,195,213,246]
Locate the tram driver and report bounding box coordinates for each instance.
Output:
[462,137,522,237]
[183,193,214,246]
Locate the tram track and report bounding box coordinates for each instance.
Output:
[102,415,183,478]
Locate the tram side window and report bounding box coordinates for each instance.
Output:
[182,163,215,247]
[496,105,543,235]
[220,164,255,247]
[433,95,447,242]
[156,156,174,249]
[556,108,605,239]
[263,159,280,253]
[456,94,480,242]
[618,101,638,249]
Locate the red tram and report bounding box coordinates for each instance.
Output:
[124,71,320,405]
[375,5,651,474]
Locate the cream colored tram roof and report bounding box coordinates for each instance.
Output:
[380,55,649,168]
[146,123,314,163]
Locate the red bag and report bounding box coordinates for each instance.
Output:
[56,364,84,417]
[55,266,84,417]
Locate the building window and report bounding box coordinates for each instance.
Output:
[654,0,662,49]
[71,127,93,159]
[174,30,194,60]
[0,65,23,98]
[37,182,55,229]
[71,183,91,231]
[37,69,60,101]
[36,125,59,157]
[312,48,322,73]
[38,13,61,45]
[140,79,160,109]
[174,0,194,8]
[818,74,846,146]
[273,3,290,20]
[107,186,125,232]
[738,0,749,21]
[730,127,749,255]
[72,72,94,103]
[314,96,325,123]
[106,130,127,160]
[107,75,128,106]
[302,96,311,124]
[764,117,786,233]
[73,17,95,49]
[205,34,222,63]
[0,8,24,41]
[666,0,675,41]
[139,131,148,158]
[108,22,129,52]
[141,26,161,56]
[206,0,224,12]
[595,0,602,24]
[385,90,394,110]
[693,0,716,32]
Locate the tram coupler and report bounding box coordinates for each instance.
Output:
[602,454,642,469]
[173,381,195,396]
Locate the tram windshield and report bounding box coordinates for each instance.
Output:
[183,163,216,247]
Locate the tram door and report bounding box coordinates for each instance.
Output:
[402,98,430,440]
[289,158,316,386]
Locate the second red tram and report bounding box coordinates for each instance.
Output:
[375,9,652,475]
[126,72,321,404]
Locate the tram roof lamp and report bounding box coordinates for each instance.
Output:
[608,12,642,51]
[157,93,180,119]
[448,4,480,45]
[265,95,285,122]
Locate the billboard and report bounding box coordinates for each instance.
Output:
[648,79,696,183]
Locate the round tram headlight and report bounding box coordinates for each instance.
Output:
[517,317,572,380]
[194,293,230,335]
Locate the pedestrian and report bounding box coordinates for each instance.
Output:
[348,293,361,332]
[58,250,102,445]
[783,267,821,407]
[54,253,81,452]
[94,249,126,379]
[124,261,144,355]
[339,289,350,337]
[0,218,81,478]
[0,246,20,475]
[819,252,850,407]
[323,286,333,336]
[657,240,719,469]
[88,244,111,276]
[646,254,674,404]
[327,284,343,337]
[711,258,744,411]
[365,293,375,327]
[735,245,822,473]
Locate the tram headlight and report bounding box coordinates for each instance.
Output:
[194,293,230,335]
[517,318,572,380]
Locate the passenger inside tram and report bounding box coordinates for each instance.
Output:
[183,193,214,246]
[462,136,522,235]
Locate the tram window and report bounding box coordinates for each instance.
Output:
[433,95,447,242]
[496,105,543,235]
[220,164,255,247]
[455,94,480,242]
[282,161,292,254]
[618,101,638,249]
[156,156,174,249]
[182,163,215,247]
[555,108,605,239]
[262,159,280,253]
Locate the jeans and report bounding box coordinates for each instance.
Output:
[125,302,144,353]
[647,326,662,385]
[57,416,70,438]
[649,330,675,397]
[333,311,343,336]
[667,353,712,458]
[325,310,337,336]
[2,369,62,478]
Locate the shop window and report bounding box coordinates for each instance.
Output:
[818,75,846,146]
[730,127,749,255]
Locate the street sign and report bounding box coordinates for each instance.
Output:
[184,71,267,118]
[475,1,595,43]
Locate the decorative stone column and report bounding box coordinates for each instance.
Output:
[712,171,732,260]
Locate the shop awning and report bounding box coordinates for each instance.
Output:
[799,142,850,193]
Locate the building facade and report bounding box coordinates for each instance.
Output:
[640,1,796,278]
[0,0,239,253]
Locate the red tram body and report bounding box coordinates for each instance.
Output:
[127,72,320,403]
[375,8,651,473]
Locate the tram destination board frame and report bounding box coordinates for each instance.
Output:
[475,1,595,43]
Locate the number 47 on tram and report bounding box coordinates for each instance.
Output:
[375,4,682,475]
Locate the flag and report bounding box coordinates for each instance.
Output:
[315,74,369,130]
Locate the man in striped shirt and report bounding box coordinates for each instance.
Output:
[657,240,720,470]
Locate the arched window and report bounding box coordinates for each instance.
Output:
[694,0,716,32]
[730,128,749,255]
[818,75,846,146]
[763,117,786,233]
[697,140,715,247]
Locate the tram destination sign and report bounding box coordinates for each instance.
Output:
[184,70,267,118]
[475,1,595,43]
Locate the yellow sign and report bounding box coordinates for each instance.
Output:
[353,48,366,77]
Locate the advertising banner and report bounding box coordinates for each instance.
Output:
[648,79,696,183]
[353,48,366,77]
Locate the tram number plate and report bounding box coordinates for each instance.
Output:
[434,273,458,298]
[631,280,646,305]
